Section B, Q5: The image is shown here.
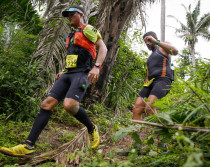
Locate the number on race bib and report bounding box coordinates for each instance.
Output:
[65,55,78,68]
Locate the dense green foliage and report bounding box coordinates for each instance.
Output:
[0,0,43,35]
[0,1,209,167]
[77,57,210,167]
[110,58,210,167]
[0,0,43,120]
[176,48,192,79]
[0,30,209,166]
[104,33,147,111]
[0,23,44,120]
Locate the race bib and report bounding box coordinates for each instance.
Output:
[65,55,78,68]
[143,78,155,87]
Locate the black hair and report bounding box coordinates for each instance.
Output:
[143,31,157,39]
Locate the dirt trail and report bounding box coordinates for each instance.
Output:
[19,124,152,166]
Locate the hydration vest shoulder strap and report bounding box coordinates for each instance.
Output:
[81,24,89,31]
[64,31,76,50]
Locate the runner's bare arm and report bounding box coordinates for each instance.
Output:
[95,38,107,65]
[87,39,107,84]
[145,66,149,83]
[144,36,178,56]
[158,41,178,56]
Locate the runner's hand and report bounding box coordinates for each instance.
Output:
[87,67,100,85]
[56,71,63,79]
[144,36,156,45]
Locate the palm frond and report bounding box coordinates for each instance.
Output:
[182,3,197,34]
[41,0,58,19]
[196,13,210,32]
[197,29,210,41]
[181,4,188,12]
[32,2,72,93]
[186,12,196,34]
[192,0,200,24]
[168,15,188,31]
[176,27,190,33]
[169,0,210,67]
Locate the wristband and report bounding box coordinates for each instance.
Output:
[95,62,102,69]
[155,40,160,45]
[95,65,102,69]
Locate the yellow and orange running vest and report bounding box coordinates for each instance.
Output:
[65,24,96,60]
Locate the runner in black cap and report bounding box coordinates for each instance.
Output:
[0,5,107,158]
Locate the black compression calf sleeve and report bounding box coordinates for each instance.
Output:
[73,107,94,133]
[26,108,52,146]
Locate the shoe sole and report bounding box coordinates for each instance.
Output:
[0,149,34,158]
[91,141,100,149]
[90,137,100,149]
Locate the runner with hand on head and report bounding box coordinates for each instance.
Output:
[133,31,178,121]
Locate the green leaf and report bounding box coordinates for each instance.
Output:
[158,113,174,124]
[131,132,141,145]
[183,153,203,167]
[183,103,206,124]
[112,125,142,141]
[147,134,154,145]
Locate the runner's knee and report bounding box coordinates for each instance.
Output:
[145,102,154,115]
[67,104,79,115]
[133,106,144,114]
[63,100,79,115]
[41,97,58,110]
[133,98,145,110]
[133,98,145,114]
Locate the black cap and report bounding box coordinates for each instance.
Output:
[62,6,84,17]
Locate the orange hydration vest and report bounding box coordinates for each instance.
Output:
[65,24,96,60]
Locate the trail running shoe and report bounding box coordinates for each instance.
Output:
[0,143,34,158]
[89,125,100,149]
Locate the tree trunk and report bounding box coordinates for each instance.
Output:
[161,0,165,41]
[85,0,138,104]
[190,44,196,67]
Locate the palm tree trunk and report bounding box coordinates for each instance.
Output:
[190,44,196,66]
[161,0,165,41]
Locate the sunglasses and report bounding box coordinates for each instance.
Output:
[68,12,76,17]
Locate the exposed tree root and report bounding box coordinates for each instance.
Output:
[132,120,210,132]
[19,127,89,166]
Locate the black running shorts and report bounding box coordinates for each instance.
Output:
[48,72,89,102]
[139,77,172,99]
